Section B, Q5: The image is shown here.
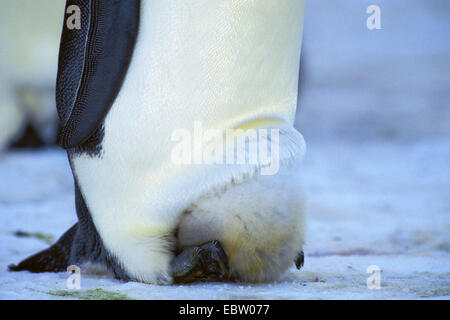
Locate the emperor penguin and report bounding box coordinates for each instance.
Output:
[9,0,307,284]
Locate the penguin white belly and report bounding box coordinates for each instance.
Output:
[72,0,306,283]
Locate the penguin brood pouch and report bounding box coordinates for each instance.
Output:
[10,0,307,284]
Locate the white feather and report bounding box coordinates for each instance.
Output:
[72,0,306,283]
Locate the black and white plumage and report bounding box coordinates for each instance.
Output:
[10,0,308,284]
[9,0,140,281]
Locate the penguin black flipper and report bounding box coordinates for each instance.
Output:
[56,0,140,149]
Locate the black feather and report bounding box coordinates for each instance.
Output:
[56,0,140,150]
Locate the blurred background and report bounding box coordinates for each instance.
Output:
[297,0,450,141]
[0,0,448,298]
[297,0,449,256]
[0,0,64,149]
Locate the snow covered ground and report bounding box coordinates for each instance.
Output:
[0,139,448,300]
[0,0,449,299]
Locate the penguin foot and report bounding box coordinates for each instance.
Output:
[295,251,305,270]
[171,240,229,283]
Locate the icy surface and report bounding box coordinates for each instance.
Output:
[0,140,448,300]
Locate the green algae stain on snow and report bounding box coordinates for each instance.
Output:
[47,289,134,300]
[14,230,55,244]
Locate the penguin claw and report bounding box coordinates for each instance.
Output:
[171,240,230,283]
[295,251,304,270]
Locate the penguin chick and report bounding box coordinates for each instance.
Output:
[177,163,307,283]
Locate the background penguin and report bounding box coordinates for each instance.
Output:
[9,0,307,284]
[0,0,64,150]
